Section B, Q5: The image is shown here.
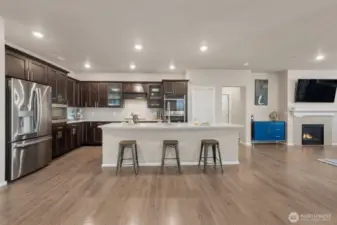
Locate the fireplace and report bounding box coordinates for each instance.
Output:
[302,124,324,145]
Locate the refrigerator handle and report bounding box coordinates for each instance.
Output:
[13,136,52,148]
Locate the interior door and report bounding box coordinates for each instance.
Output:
[192,86,215,123]
[222,94,230,123]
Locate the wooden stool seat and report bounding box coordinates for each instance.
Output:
[201,139,219,144]
[163,140,178,145]
[120,140,137,145]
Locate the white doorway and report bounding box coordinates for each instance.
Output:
[192,86,215,123]
[222,94,230,123]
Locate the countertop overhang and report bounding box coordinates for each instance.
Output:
[99,123,243,130]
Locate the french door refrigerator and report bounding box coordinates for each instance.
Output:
[6,78,52,182]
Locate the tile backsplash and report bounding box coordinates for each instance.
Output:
[81,99,162,121]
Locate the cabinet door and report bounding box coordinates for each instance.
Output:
[81,83,90,107]
[253,122,270,141]
[98,83,107,107]
[48,67,58,103]
[107,83,123,107]
[67,78,75,106]
[174,82,187,95]
[90,83,99,107]
[57,72,67,104]
[52,124,67,157]
[163,82,174,94]
[29,60,48,84]
[5,50,29,80]
[75,82,81,107]
[93,122,104,144]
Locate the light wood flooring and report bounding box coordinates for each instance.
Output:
[1,145,337,225]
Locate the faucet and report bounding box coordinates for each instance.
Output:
[131,113,139,124]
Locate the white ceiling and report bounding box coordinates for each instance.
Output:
[1,0,337,73]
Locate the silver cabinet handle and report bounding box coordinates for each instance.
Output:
[13,136,52,148]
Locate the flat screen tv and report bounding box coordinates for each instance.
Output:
[295,79,337,103]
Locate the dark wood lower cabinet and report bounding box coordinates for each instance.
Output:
[84,122,110,145]
[52,123,67,159]
[52,121,113,160]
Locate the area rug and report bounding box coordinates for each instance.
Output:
[318,159,337,167]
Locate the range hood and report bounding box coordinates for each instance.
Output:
[123,83,147,99]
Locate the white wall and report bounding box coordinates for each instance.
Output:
[251,73,280,120]
[222,87,242,124]
[77,73,185,81]
[286,70,337,144]
[0,17,6,186]
[82,100,161,121]
[186,70,252,144]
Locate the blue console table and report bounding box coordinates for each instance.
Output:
[251,121,286,144]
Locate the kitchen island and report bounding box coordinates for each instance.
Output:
[99,123,243,167]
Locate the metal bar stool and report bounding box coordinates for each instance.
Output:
[198,139,223,172]
[161,140,181,173]
[116,140,139,175]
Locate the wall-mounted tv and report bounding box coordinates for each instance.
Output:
[295,79,337,103]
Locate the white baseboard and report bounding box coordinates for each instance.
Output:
[102,160,239,168]
[0,181,7,188]
[287,143,294,146]
[240,141,251,146]
[332,143,337,146]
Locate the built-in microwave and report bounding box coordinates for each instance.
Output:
[52,104,67,122]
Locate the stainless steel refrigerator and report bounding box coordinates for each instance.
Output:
[6,78,52,182]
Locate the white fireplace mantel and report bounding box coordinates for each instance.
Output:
[289,107,337,117]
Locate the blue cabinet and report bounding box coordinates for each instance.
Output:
[252,121,285,143]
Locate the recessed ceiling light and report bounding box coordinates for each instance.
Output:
[84,63,91,69]
[169,64,176,70]
[130,63,136,70]
[315,54,325,61]
[134,44,143,51]
[200,45,208,52]
[32,31,44,39]
[244,62,249,66]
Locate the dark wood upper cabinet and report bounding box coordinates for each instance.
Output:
[80,82,90,107]
[57,72,67,104]
[90,83,99,107]
[48,67,58,102]
[163,81,188,96]
[75,82,81,107]
[174,82,187,95]
[67,78,76,107]
[5,50,29,80]
[98,83,107,107]
[106,83,123,107]
[29,59,48,85]
[163,82,174,94]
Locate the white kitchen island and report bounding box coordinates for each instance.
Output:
[99,123,243,167]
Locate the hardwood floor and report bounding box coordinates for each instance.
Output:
[1,145,337,225]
